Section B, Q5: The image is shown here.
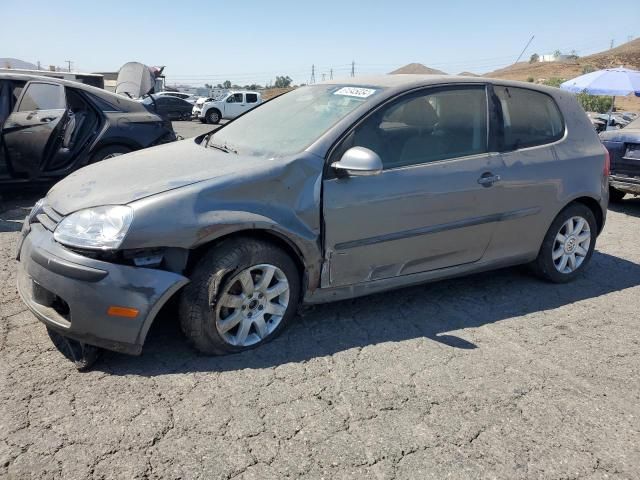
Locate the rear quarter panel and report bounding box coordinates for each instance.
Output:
[483,87,607,264]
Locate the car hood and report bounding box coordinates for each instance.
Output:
[47,139,274,215]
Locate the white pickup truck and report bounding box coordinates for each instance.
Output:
[193,91,262,124]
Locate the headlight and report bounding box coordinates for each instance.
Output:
[54,205,134,250]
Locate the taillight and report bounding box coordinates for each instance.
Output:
[604,149,610,177]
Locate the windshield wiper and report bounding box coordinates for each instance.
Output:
[208,142,238,154]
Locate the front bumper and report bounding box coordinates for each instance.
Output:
[17,223,188,355]
[610,175,640,195]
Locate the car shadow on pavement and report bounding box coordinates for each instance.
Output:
[99,249,640,376]
[608,197,640,218]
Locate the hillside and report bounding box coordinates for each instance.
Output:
[390,63,447,75]
[0,58,38,70]
[484,38,640,111]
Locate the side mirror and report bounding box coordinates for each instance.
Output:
[331,147,383,177]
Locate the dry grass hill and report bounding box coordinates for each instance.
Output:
[388,39,640,111]
[483,38,640,111]
[390,63,447,75]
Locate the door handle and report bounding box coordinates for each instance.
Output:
[40,116,57,123]
[477,172,501,187]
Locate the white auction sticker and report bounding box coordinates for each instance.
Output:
[334,87,377,98]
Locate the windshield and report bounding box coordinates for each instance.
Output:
[208,84,383,157]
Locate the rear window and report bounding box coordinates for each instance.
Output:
[246,93,258,103]
[18,83,65,111]
[494,86,564,151]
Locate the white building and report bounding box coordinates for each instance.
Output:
[539,54,573,63]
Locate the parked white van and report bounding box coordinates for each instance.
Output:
[193,91,262,124]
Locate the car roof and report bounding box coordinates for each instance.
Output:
[0,72,145,110]
[318,74,564,97]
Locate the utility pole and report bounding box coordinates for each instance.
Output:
[37,61,41,70]
[310,64,316,84]
[351,61,355,77]
[65,60,72,72]
[514,35,535,64]
[330,68,333,80]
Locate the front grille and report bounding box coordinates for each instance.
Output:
[33,204,63,232]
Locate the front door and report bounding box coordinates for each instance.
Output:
[2,81,67,179]
[322,85,505,287]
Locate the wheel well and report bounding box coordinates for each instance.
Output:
[186,230,306,279]
[571,196,604,234]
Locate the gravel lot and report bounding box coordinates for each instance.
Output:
[1,156,639,478]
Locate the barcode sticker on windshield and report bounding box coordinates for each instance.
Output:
[334,87,377,98]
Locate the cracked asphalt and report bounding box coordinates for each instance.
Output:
[1,183,639,478]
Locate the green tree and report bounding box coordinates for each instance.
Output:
[542,77,565,88]
[576,92,613,113]
[223,80,232,89]
[553,49,562,58]
[582,64,596,74]
[527,76,535,83]
[529,53,539,64]
[274,76,292,88]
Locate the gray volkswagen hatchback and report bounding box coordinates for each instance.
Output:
[17,75,608,366]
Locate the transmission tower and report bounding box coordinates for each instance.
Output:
[351,61,355,77]
[330,69,333,80]
[321,73,326,81]
[310,64,316,84]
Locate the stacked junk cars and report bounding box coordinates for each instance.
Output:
[0,62,176,184]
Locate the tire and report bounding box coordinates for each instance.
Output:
[206,109,221,124]
[90,145,132,163]
[179,238,301,355]
[47,328,101,371]
[531,203,597,283]
[609,186,626,203]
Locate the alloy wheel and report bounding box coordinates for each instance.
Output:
[552,216,591,274]
[214,264,290,346]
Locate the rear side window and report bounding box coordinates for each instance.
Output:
[246,93,258,103]
[494,86,564,151]
[18,83,65,111]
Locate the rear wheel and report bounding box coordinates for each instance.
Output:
[179,238,300,355]
[531,203,597,283]
[609,186,626,203]
[90,145,132,163]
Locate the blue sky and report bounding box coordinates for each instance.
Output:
[2,0,638,86]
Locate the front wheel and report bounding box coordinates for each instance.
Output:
[179,238,300,355]
[206,109,221,124]
[531,203,597,283]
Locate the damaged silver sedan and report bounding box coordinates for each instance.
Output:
[16,75,609,366]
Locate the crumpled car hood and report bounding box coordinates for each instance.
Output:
[47,139,272,215]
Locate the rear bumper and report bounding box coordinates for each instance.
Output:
[17,224,188,355]
[610,175,640,195]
